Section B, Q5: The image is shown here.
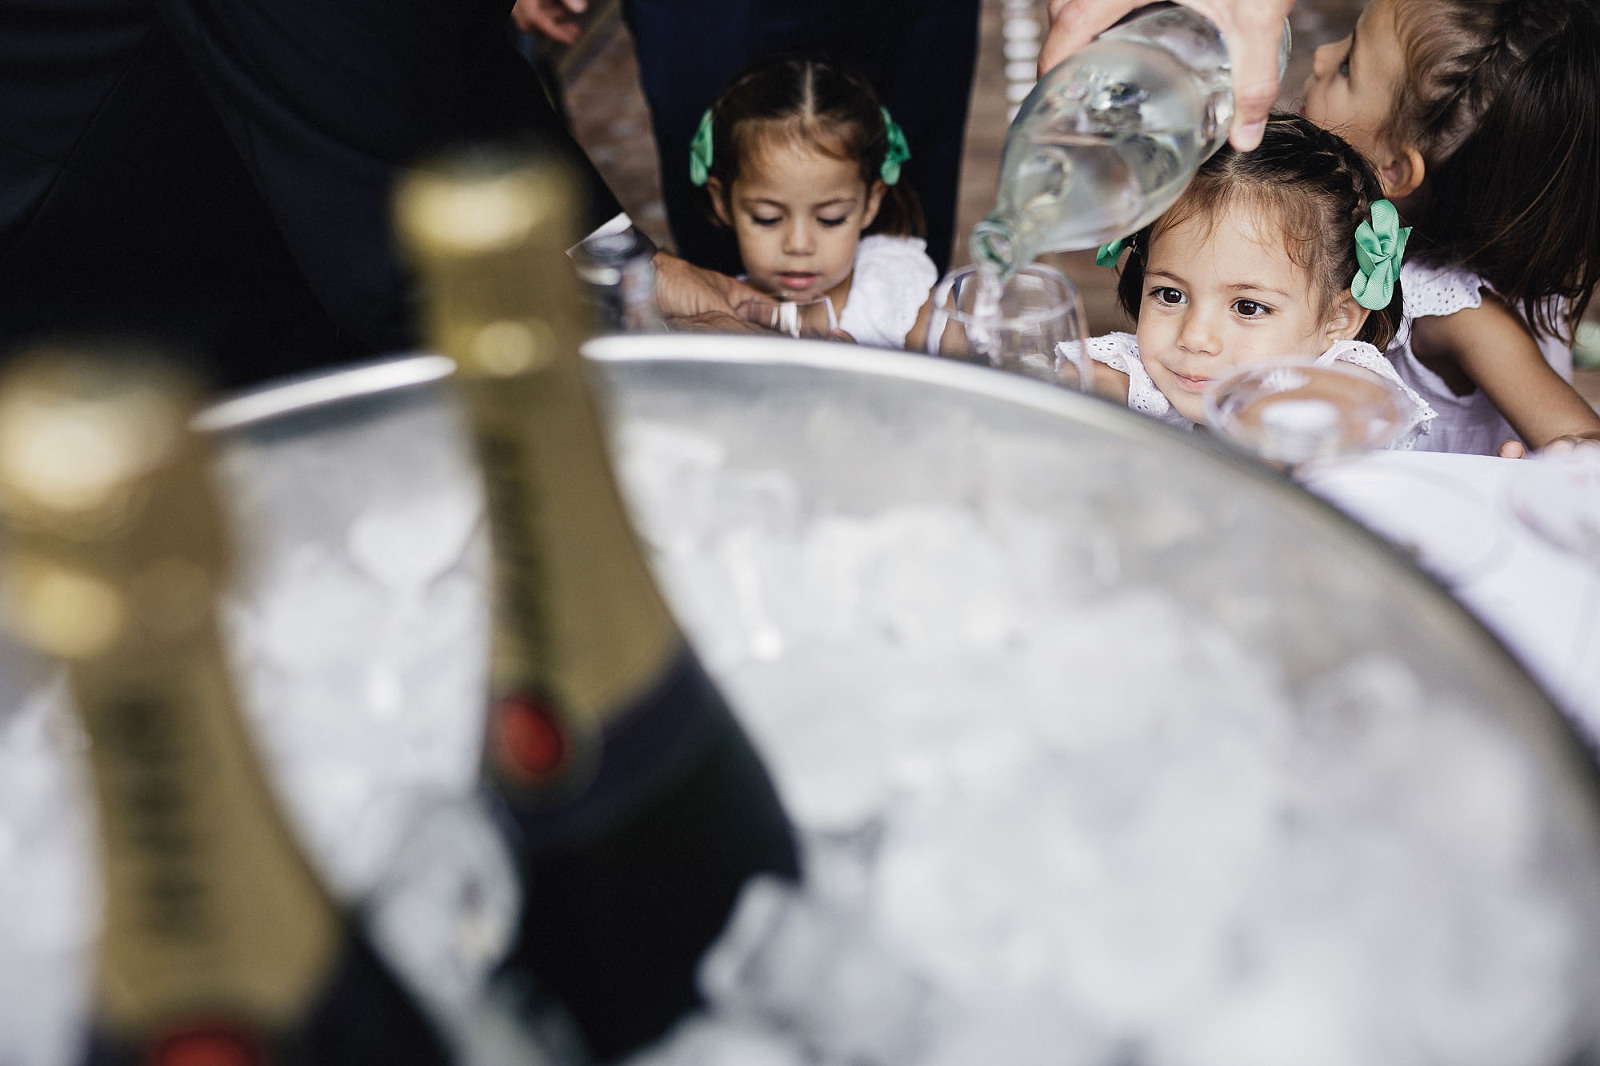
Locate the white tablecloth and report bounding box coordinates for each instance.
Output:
[1302,450,1600,742]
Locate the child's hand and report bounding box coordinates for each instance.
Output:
[1498,433,1600,458]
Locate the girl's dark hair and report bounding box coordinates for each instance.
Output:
[1114,114,1403,350]
[1384,0,1600,340]
[698,53,925,239]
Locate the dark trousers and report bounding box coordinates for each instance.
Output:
[622,0,980,276]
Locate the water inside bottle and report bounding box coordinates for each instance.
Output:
[972,126,1196,283]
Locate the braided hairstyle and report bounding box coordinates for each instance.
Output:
[1115,114,1403,349]
[1384,0,1600,339]
[698,52,925,239]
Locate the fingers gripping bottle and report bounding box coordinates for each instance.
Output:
[0,349,451,1065]
[970,3,1291,277]
[394,148,800,1062]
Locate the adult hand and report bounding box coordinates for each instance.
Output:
[1040,0,1295,151]
[511,0,587,45]
[665,311,767,333]
[653,252,765,319]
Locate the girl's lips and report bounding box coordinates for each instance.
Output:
[776,272,818,291]
[1174,373,1211,392]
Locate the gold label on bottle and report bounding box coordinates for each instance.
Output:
[397,151,681,793]
[77,641,340,1035]
[0,350,342,1042]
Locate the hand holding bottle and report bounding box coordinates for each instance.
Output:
[1040,0,1296,151]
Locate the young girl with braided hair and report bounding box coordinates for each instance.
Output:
[1302,0,1600,455]
[1089,114,1436,444]
[691,53,938,349]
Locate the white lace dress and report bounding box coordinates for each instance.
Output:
[837,235,938,349]
[1085,331,1437,447]
[1390,261,1572,455]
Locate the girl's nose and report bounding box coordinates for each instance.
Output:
[783,219,815,255]
[1177,308,1221,356]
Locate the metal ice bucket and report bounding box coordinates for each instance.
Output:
[4,333,1600,1065]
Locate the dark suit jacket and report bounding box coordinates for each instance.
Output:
[0,0,619,388]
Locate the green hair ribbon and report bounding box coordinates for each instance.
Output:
[1096,236,1128,268]
[1351,199,1410,311]
[689,108,714,187]
[880,107,910,185]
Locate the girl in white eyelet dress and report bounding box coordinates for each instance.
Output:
[1387,263,1578,456]
[690,53,938,350]
[1300,0,1600,455]
[1088,115,1435,446]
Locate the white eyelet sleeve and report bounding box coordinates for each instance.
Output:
[1314,339,1438,449]
[1086,332,1192,429]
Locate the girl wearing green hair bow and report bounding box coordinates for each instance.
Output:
[691,54,938,349]
[1087,115,1435,444]
[1301,0,1600,456]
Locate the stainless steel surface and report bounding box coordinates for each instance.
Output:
[3,334,1599,1063]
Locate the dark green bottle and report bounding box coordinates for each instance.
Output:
[395,149,800,1061]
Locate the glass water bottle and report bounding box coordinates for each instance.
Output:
[971,4,1291,276]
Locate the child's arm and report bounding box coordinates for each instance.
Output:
[1089,359,1131,405]
[1410,294,1600,451]
[902,293,935,352]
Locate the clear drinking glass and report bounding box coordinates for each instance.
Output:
[740,294,841,339]
[1203,360,1411,469]
[925,263,1090,390]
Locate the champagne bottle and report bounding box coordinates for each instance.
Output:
[971,5,1291,276]
[0,348,450,1066]
[394,149,799,1061]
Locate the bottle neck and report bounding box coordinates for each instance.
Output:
[397,156,682,795]
[0,360,341,1042]
[969,214,1036,281]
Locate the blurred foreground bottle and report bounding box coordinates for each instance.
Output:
[970,4,1290,276]
[0,349,449,1065]
[394,148,800,1061]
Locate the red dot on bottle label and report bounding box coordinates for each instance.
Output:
[149,1026,262,1066]
[494,692,569,781]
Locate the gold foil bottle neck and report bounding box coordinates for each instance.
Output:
[395,145,680,794]
[0,345,340,1038]
[394,149,578,258]
[0,349,197,537]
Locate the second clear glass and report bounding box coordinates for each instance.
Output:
[925,263,1090,391]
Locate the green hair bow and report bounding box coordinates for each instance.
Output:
[1351,199,1410,311]
[689,108,714,187]
[880,108,911,185]
[691,104,910,186]
[1096,236,1128,268]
